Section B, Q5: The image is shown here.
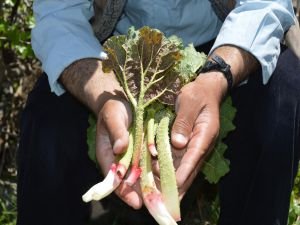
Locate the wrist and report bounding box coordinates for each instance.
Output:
[60,58,125,115]
[210,45,259,87]
[200,54,233,94]
[195,71,228,103]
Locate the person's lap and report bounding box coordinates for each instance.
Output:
[17,47,300,225]
[16,75,101,225]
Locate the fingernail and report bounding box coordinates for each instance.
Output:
[172,133,188,145]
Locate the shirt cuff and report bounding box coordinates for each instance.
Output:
[31,0,107,96]
[210,2,294,84]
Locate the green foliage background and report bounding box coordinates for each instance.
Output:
[0,0,40,224]
[0,0,299,225]
[289,169,300,225]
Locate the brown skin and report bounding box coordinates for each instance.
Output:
[60,59,143,209]
[172,45,259,198]
[60,45,258,208]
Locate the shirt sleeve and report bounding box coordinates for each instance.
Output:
[211,0,295,84]
[31,0,106,95]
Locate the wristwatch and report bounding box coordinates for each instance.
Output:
[199,54,234,92]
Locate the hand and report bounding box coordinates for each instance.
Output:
[95,97,143,209]
[171,45,259,199]
[171,72,227,199]
[60,59,143,209]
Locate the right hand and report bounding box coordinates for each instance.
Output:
[60,59,143,209]
[95,97,143,209]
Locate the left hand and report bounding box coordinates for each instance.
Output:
[171,45,259,199]
[171,71,227,199]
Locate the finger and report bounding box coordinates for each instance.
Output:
[115,181,143,209]
[151,157,160,177]
[96,120,115,174]
[175,105,220,189]
[177,161,203,200]
[100,98,132,154]
[171,86,204,149]
[172,147,186,170]
[97,120,143,209]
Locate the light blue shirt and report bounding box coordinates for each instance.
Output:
[31,0,295,95]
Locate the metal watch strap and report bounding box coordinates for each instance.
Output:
[200,54,234,92]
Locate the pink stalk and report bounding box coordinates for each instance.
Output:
[142,187,178,225]
[82,163,124,202]
[141,136,178,225]
[124,164,142,186]
[82,133,134,202]
[124,118,144,186]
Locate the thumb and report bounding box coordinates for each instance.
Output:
[171,93,202,149]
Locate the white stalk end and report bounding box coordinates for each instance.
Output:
[143,189,178,225]
[82,169,121,202]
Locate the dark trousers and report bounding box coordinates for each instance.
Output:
[16,76,100,225]
[218,48,300,225]
[17,47,300,225]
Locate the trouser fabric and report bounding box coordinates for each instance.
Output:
[218,48,300,225]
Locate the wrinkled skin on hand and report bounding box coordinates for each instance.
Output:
[171,72,227,199]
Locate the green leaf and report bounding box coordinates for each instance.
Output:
[202,142,230,184]
[219,97,236,140]
[102,35,127,76]
[202,97,236,183]
[168,35,184,50]
[177,43,207,84]
[289,164,300,225]
[102,26,185,106]
[87,115,97,163]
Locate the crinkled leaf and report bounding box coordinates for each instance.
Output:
[177,44,207,84]
[202,142,230,184]
[202,97,236,183]
[102,35,127,75]
[168,35,184,50]
[219,97,236,140]
[102,26,184,106]
[156,74,182,105]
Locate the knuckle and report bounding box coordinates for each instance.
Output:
[174,118,193,133]
[101,110,110,122]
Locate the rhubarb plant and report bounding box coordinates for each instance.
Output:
[83,26,236,225]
